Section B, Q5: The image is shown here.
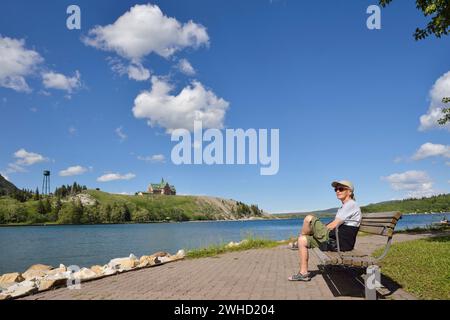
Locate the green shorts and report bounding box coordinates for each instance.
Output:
[305,217,330,249]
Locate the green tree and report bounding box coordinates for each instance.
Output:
[34,188,40,201]
[99,204,111,223]
[46,197,63,222]
[132,208,151,222]
[438,97,450,125]
[36,199,46,216]
[379,0,450,40]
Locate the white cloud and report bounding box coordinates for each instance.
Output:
[30,107,38,113]
[97,173,136,182]
[83,4,209,62]
[419,71,450,131]
[412,142,450,160]
[42,70,81,93]
[382,170,436,198]
[1,149,48,176]
[1,173,9,181]
[59,165,88,177]
[177,58,196,76]
[446,161,450,166]
[127,63,150,81]
[137,154,166,163]
[132,76,229,133]
[108,57,150,81]
[38,90,51,96]
[393,156,404,163]
[115,126,127,142]
[0,35,44,92]
[68,126,77,135]
[6,163,27,173]
[14,148,48,166]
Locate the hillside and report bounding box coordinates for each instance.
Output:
[0,189,269,225]
[0,174,19,196]
[361,194,450,214]
[85,190,269,221]
[272,193,450,218]
[272,207,338,219]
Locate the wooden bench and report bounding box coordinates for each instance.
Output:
[311,211,402,300]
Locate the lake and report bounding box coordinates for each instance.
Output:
[0,213,447,274]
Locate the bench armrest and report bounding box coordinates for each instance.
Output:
[372,236,393,263]
[335,224,342,257]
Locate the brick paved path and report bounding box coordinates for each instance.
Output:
[21,232,442,300]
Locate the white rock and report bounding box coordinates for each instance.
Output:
[108,256,138,271]
[159,256,172,263]
[6,280,38,298]
[101,267,117,276]
[73,268,97,281]
[176,250,186,258]
[129,253,138,260]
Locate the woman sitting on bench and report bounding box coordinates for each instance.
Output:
[288,180,362,281]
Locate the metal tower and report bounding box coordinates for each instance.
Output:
[42,170,51,195]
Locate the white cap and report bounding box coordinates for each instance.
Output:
[331,180,354,192]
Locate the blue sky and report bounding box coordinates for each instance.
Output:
[0,0,449,212]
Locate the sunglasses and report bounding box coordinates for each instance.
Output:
[334,187,349,192]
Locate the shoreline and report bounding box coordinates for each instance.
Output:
[0,216,275,228]
[0,211,447,228]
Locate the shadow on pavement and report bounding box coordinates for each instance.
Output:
[318,266,404,299]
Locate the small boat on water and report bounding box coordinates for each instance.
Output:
[439,216,449,225]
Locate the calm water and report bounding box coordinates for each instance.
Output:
[0,213,446,274]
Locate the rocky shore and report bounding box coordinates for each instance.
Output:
[0,249,185,300]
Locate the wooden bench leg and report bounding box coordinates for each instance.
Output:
[365,265,381,300]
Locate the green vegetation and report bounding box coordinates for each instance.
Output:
[374,235,450,300]
[0,184,264,225]
[186,236,286,259]
[438,97,450,125]
[379,0,449,40]
[0,174,19,195]
[362,193,450,214]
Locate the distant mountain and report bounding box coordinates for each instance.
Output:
[271,207,338,219]
[0,174,19,195]
[361,194,450,214]
[271,193,450,218]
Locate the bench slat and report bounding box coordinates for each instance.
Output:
[361,218,400,224]
[362,211,402,220]
[318,251,375,267]
[359,225,393,237]
[360,221,397,228]
[312,248,331,265]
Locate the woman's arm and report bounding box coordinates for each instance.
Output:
[326,218,343,231]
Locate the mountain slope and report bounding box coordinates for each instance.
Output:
[0,174,19,195]
[84,190,269,221]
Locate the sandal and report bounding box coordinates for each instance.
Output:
[288,272,311,281]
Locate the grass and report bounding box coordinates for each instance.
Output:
[373,235,450,300]
[186,236,287,259]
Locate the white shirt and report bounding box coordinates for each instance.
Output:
[336,199,362,227]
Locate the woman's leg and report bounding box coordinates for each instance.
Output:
[298,235,309,275]
[301,215,315,235]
